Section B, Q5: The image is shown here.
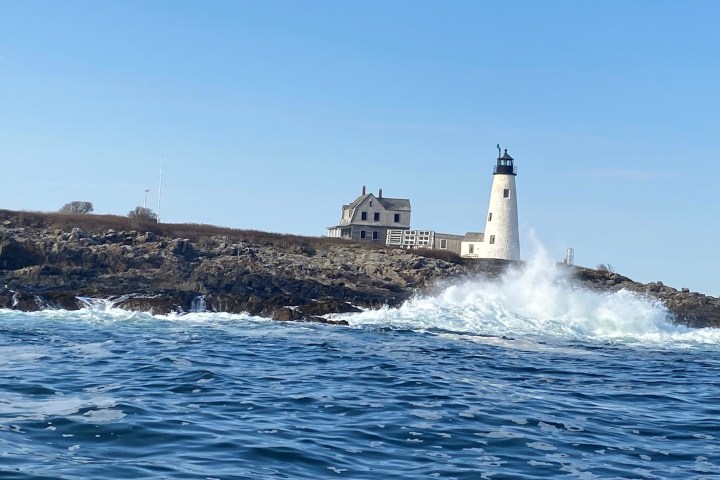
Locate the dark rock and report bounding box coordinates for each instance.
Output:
[116,296,179,315]
[0,237,46,270]
[272,307,303,321]
[305,315,349,326]
[301,298,362,316]
[204,293,249,313]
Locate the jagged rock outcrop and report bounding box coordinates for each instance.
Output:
[571,268,720,328]
[1,211,718,328]
[0,218,466,322]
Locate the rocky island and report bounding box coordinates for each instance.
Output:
[1,209,718,328]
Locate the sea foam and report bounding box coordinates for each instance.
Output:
[339,246,720,348]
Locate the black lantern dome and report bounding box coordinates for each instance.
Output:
[494,148,517,175]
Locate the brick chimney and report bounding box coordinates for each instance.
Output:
[362,185,366,195]
[379,188,383,198]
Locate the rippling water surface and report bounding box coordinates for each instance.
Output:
[2,260,719,479]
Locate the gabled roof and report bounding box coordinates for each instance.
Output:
[346,194,369,210]
[344,194,411,212]
[463,232,485,242]
[377,197,411,211]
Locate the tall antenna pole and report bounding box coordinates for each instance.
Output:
[157,156,163,223]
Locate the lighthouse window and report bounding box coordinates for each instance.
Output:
[489,235,496,244]
[373,212,380,221]
[488,212,492,222]
[503,189,510,198]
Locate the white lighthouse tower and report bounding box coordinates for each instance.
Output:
[480,146,520,260]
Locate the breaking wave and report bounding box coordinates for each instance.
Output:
[338,248,720,348]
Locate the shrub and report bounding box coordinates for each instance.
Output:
[128,207,158,228]
[59,201,93,214]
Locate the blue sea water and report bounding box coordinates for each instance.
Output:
[2,259,719,479]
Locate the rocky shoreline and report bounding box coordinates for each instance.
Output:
[1,210,718,328]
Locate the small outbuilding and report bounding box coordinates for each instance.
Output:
[461,232,485,258]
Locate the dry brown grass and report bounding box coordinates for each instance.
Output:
[0,209,358,253]
[2,210,468,259]
[1,209,131,231]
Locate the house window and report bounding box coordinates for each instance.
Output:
[503,189,510,198]
[373,212,380,221]
[372,231,379,241]
[394,213,400,222]
[369,200,373,207]
[440,239,447,249]
[360,230,366,239]
[469,244,474,254]
[489,235,495,244]
[361,212,367,221]
[488,212,492,222]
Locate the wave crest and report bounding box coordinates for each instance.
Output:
[340,249,720,347]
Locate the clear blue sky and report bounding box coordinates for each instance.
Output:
[1,1,718,295]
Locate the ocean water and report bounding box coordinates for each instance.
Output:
[2,257,719,479]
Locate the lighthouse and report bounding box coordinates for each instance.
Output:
[480,147,520,260]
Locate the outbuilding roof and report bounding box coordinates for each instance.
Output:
[435,233,464,240]
[463,232,485,242]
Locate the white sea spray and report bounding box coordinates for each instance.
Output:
[338,246,720,348]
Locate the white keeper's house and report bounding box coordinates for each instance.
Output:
[326,187,411,244]
[327,147,521,261]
